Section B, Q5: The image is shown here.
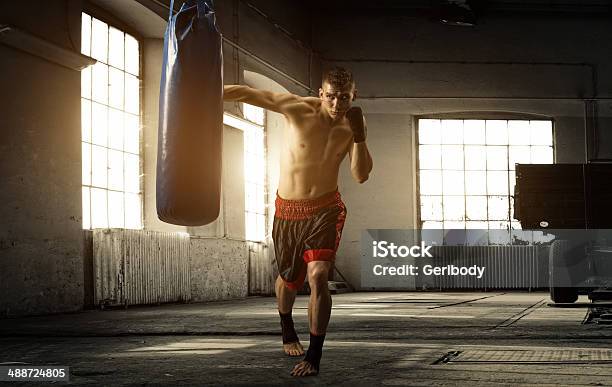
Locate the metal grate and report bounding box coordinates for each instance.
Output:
[93,229,191,307]
[435,349,612,364]
[247,241,275,296]
[427,245,546,289]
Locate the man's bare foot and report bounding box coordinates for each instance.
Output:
[283,341,304,356]
[290,360,318,376]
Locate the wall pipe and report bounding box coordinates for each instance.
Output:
[584,101,591,163]
[358,96,612,100]
[325,58,599,99]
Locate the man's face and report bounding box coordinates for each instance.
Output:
[319,81,355,120]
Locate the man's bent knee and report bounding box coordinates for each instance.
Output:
[307,262,331,290]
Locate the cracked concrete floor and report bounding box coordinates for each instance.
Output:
[1,292,611,385]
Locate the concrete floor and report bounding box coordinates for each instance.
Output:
[1,292,611,385]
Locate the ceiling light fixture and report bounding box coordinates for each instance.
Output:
[439,0,477,27]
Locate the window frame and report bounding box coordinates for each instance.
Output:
[81,5,144,230]
[415,115,555,244]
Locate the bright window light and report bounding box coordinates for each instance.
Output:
[81,13,142,229]
[418,118,554,244]
[243,103,265,125]
[224,103,267,242]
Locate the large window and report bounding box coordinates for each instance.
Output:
[242,104,267,242]
[80,13,142,229]
[221,106,267,242]
[417,119,553,243]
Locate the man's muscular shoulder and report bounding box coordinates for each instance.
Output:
[283,95,319,117]
[302,96,321,105]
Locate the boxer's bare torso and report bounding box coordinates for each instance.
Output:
[223,84,369,199]
[277,97,353,199]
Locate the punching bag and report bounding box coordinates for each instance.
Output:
[157,0,223,226]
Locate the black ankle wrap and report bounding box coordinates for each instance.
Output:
[279,311,299,344]
[303,332,326,371]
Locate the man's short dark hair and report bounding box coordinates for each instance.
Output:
[322,66,354,89]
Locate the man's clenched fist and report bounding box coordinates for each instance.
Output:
[346,106,367,143]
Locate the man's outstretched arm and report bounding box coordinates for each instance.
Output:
[347,107,373,184]
[223,85,299,115]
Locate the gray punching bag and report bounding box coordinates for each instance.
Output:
[157,0,223,226]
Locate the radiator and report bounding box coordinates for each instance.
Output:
[425,245,547,289]
[248,240,275,296]
[93,229,191,307]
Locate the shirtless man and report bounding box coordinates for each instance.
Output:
[223,66,373,376]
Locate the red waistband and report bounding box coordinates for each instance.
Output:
[275,190,342,220]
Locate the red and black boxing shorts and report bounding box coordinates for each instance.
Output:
[272,189,347,290]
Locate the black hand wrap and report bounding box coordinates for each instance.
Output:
[346,106,367,143]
